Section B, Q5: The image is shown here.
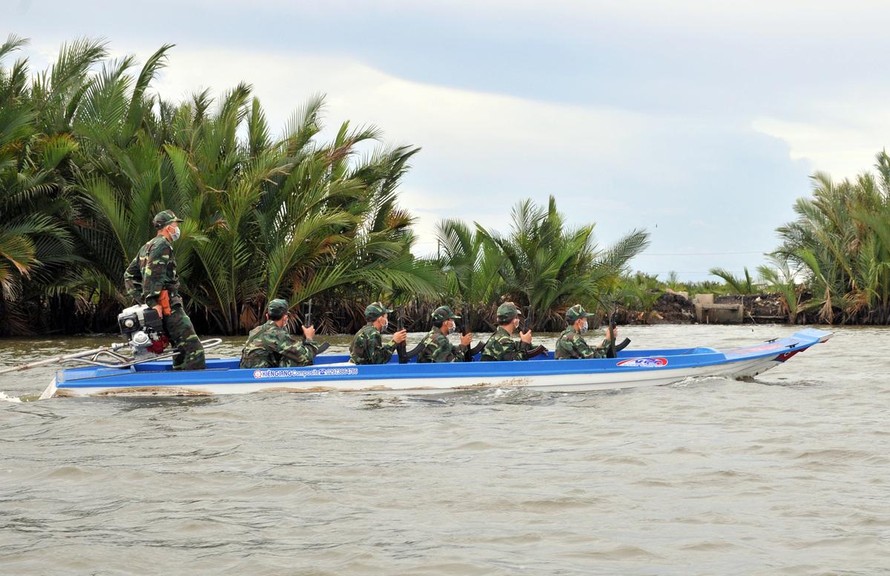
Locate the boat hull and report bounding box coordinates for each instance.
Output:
[40,328,832,398]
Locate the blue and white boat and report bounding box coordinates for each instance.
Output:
[38,328,832,398]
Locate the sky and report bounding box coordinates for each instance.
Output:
[8,0,890,281]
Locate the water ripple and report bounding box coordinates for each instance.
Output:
[1,325,888,574]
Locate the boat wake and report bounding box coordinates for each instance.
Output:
[1,391,22,403]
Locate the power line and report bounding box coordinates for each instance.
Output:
[636,251,766,257]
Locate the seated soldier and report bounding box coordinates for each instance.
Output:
[349,301,408,364]
[555,304,616,359]
[240,299,319,368]
[480,302,534,361]
[417,305,473,363]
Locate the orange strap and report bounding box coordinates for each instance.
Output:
[158,290,173,317]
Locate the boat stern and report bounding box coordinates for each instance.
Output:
[39,377,58,400]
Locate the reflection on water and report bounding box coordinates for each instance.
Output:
[1,325,889,575]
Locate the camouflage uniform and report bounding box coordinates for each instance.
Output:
[480,302,532,361]
[350,323,398,364]
[554,304,610,359]
[124,210,206,370]
[417,329,468,363]
[240,321,319,368]
[554,328,608,359]
[418,305,467,363]
[480,326,532,361]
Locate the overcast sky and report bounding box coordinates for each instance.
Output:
[9,1,890,281]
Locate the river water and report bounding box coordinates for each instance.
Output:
[1,324,887,575]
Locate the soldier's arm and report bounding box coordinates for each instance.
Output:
[349,331,368,363]
[375,334,396,363]
[416,336,434,363]
[480,336,501,361]
[142,242,172,307]
[448,343,467,362]
[279,336,317,365]
[123,258,144,303]
[432,334,460,363]
[484,332,518,361]
[500,346,527,361]
[574,336,600,359]
[496,335,528,361]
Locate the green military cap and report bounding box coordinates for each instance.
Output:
[565,304,595,323]
[152,210,184,228]
[267,298,290,316]
[365,301,393,321]
[496,301,522,323]
[431,305,461,323]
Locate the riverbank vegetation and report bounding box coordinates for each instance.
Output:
[3,36,890,336]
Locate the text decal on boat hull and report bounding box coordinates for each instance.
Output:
[616,357,668,368]
[253,367,359,379]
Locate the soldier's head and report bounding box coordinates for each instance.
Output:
[365,301,393,328]
[267,298,290,322]
[153,210,183,242]
[565,304,594,333]
[431,305,461,333]
[496,301,522,327]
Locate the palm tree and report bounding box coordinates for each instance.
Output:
[773,151,890,324]
[62,44,178,326]
[474,196,650,330]
[157,88,441,333]
[757,255,802,323]
[613,272,663,323]
[0,35,83,334]
[435,218,505,330]
[709,267,759,295]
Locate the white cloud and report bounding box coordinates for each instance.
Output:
[149,46,658,251]
[152,47,647,156]
[752,102,890,180]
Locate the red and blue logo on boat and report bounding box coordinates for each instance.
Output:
[616,357,668,368]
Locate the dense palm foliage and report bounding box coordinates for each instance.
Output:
[0,35,85,334]
[1,36,650,336]
[0,36,443,335]
[6,35,890,336]
[769,151,890,324]
[436,196,650,330]
[691,151,890,325]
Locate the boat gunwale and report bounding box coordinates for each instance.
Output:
[48,328,832,395]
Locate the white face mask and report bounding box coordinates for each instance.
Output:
[381,318,389,331]
[169,226,181,242]
[447,321,456,334]
[580,321,589,333]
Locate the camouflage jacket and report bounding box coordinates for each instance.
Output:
[239,321,319,368]
[416,329,468,363]
[350,323,397,365]
[124,235,181,307]
[554,327,609,359]
[480,326,532,361]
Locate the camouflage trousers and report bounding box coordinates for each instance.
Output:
[163,305,206,370]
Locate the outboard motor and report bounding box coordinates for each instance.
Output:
[117,305,169,357]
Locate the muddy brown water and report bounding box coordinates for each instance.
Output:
[1,325,887,575]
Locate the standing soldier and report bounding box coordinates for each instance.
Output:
[124,210,206,370]
[349,302,407,364]
[554,304,615,359]
[417,305,473,363]
[480,302,536,361]
[240,299,319,368]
